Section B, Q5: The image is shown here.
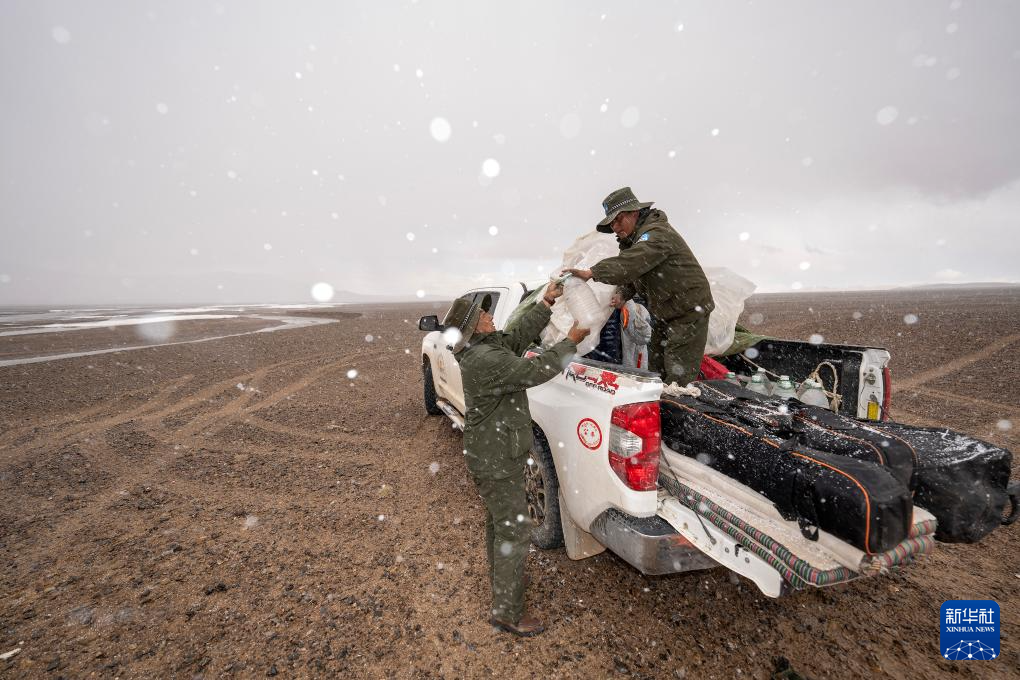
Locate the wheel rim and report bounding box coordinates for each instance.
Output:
[524,454,546,526]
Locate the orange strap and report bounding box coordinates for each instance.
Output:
[621,306,629,329]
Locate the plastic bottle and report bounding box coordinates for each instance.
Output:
[724,371,741,386]
[797,378,831,409]
[746,372,770,396]
[753,368,773,395]
[562,276,604,331]
[772,375,798,400]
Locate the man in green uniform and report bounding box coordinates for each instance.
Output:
[443,282,589,636]
[567,186,714,385]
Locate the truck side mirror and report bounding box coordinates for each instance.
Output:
[418,315,440,331]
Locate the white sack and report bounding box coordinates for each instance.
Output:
[702,267,757,355]
[540,232,619,356]
[541,231,756,358]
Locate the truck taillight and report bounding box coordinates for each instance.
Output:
[608,401,661,491]
[880,366,892,421]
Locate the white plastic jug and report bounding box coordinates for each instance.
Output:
[753,368,773,395]
[773,375,798,400]
[746,372,770,396]
[562,276,605,331]
[797,379,831,409]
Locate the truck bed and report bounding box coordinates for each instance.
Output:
[655,446,937,597]
[716,338,890,419]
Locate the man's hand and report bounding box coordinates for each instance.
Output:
[566,321,590,344]
[541,281,564,307]
[565,268,593,281]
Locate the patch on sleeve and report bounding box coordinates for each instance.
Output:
[639,233,650,242]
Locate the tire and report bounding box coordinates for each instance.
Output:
[526,426,564,549]
[422,359,442,416]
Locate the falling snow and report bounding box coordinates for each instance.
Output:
[311,282,334,302]
[876,106,899,125]
[481,158,501,178]
[442,327,462,347]
[620,106,640,128]
[429,117,451,142]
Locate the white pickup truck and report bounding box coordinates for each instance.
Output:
[418,282,904,598]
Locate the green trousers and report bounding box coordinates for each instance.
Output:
[649,312,711,386]
[472,468,531,623]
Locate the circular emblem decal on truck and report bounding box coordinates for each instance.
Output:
[577,418,602,450]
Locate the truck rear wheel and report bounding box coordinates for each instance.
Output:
[526,427,563,549]
[422,359,442,416]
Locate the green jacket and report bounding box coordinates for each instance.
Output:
[590,209,714,322]
[455,301,577,480]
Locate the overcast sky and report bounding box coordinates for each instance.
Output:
[2,1,1019,305]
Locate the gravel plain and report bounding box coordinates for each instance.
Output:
[1,289,1017,679]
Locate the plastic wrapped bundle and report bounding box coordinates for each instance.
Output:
[540,230,757,359]
[540,232,619,356]
[703,267,756,355]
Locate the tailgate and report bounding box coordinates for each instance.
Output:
[656,445,937,598]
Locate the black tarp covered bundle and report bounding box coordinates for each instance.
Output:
[661,380,1017,551]
[661,386,912,553]
[875,423,1015,543]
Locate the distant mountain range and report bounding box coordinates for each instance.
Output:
[0,269,450,306]
[895,281,1020,290]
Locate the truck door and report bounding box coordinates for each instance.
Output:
[432,296,471,415]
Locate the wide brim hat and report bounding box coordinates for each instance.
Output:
[596,186,654,232]
[441,297,482,353]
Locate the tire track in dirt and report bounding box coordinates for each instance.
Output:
[244,348,385,414]
[906,386,1020,419]
[886,408,954,429]
[237,416,368,449]
[177,348,393,440]
[0,375,196,451]
[896,333,1020,390]
[3,349,399,548]
[0,383,201,473]
[0,358,310,465]
[2,355,363,558]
